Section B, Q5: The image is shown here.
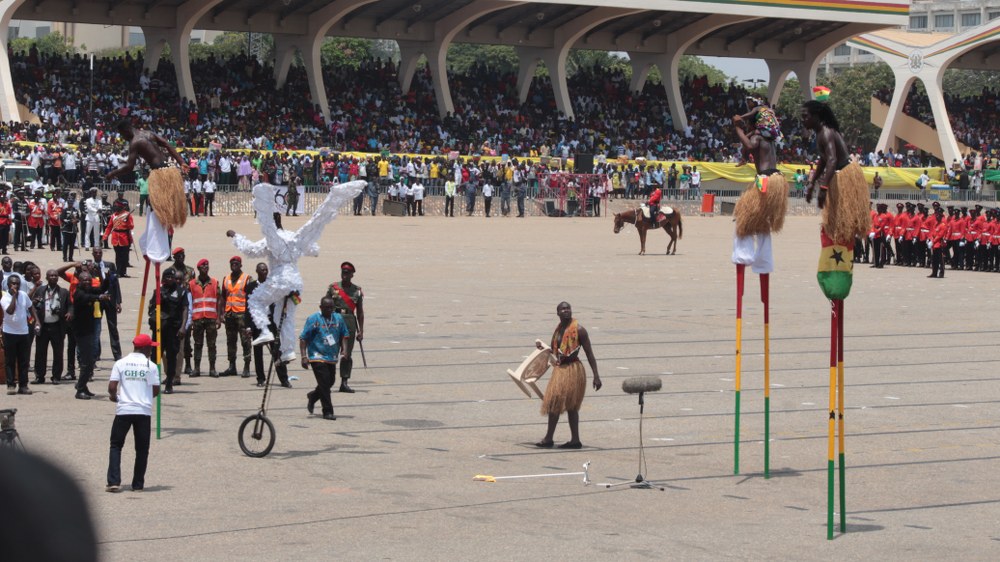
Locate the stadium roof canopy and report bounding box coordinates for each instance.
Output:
[1,0,911,125]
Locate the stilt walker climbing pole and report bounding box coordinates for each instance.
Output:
[154,262,162,440]
[837,299,846,534]
[761,272,771,479]
[734,264,745,474]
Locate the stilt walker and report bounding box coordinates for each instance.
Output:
[730,98,789,476]
[802,92,871,539]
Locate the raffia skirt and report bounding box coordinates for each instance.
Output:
[148,166,188,229]
[541,361,586,415]
[734,172,789,237]
[822,162,871,243]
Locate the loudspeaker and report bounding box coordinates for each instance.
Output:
[575,153,594,174]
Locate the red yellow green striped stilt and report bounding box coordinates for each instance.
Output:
[837,299,846,533]
[154,262,163,441]
[827,299,838,540]
[734,264,745,475]
[760,273,770,479]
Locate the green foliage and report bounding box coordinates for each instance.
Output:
[320,37,374,68]
[447,44,519,74]
[8,32,76,57]
[566,50,631,76]
[942,69,1000,98]
[811,62,894,148]
[91,46,145,60]
[775,78,804,122]
[643,56,728,86]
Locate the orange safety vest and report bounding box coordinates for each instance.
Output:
[189,277,220,320]
[223,273,250,313]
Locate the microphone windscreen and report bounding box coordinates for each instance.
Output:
[622,377,662,394]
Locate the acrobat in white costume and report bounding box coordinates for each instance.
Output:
[228,181,365,362]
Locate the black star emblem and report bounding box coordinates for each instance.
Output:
[830,249,845,264]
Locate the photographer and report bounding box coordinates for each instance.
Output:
[30,270,71,385]
[71,267,110,400]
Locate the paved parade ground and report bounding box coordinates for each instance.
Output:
[8,209,1000,560]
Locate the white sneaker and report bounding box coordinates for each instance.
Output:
[279,351,297,364]
[106,484,121,493]
[252,332,275,346]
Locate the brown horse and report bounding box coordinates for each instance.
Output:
[613,207,683,255]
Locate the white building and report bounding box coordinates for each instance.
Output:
[7,20,220,53]
[822,0,1000,73]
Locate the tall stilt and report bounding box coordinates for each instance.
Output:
[734,264,745,475]
[827,299,838,540]
[760,272,770,479]
[154,262,163,441]
[837,299,847,533]
[135,257,151,336]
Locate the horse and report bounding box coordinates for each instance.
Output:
[613,207,683,255]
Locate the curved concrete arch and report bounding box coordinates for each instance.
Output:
[141,0,226,103]
[0,0,29,121]
[272,0,380,122]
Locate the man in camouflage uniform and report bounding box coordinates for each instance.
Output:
[188,259,223,378]
[326,261,364,393]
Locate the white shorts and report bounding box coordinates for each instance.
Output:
[732,233,774,274]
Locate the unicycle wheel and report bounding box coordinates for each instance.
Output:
[238,413,275,458]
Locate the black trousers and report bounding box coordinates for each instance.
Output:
[34,322,65,381]
[103,305,122,361]
[352,192,364,215]
[516,192,525,217]
[3,332,31,388]
[62,230,78,262]
[75,329,97,391]
[484,196,493,217]
[50,225,62,250]
[0,224,9,253]
[307,362,337,415]
[29,226,43,248]
[206,192,216,215]
[406,195,415,216]
[873,237,885,268]
[444,195,455,217]
[107,414,151,489]
[158,323,181,387]
[252,330,288,385]
[114,246,130,277]
[138,194,148,216]
[931,247,945,277]
[14,219,27,250]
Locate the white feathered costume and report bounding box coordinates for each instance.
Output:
[229,181,364,362]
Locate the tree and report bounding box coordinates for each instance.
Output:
[8,32,76,57]
[447,43,518,74]
[942,69,1000,98]
[320,38,374,68]
[807,62,894,149]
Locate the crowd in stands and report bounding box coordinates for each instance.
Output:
[3,46,826,164]
[874,86,1000,165]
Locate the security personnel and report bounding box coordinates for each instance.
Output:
[326,261,364,393]
[928,207,948,278]
[168,248,195,373]
[978,209,994,271]
[903,202,918,267]
[101,204,134,278]
[148,268,188,394]
[221,256,252,377]
[188,259,222,378]
[871,203,889,268]
[892,202,906,265]
[948,207,967,269]
[965,206,985,270]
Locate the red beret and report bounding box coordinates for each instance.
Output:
[197,259,209,267]
[230,256,242,263]
[172,247,184,255]
[340,261,355,273]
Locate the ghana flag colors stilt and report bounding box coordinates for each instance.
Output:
[817,229,854,300]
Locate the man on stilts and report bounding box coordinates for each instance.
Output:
[802,95,871,540]
[730,100,789,477]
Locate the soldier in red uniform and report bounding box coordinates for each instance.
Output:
[915,203,932,268]
[0,194,13,255]
[990,210,1000,272]
[965,206,985,270]
[948,207,966,269]
[928,207,948,278]
[102,206,134,278]
[47,192,63,253]
[871,203,890,268]
[978,209,995,271]
[902,202,919,266]
[27,192,46,249]
[892,202,907,265]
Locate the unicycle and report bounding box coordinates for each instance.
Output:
[238,296,291,458]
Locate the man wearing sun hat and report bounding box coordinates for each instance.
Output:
[106,333,160,493]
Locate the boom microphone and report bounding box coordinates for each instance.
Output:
[622,377,662,394]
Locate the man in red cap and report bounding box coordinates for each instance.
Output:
[106,333,160,492]
[188,258,222,378]
[168,248,195,375]
[220,255,252,377]
[326,261,364,393]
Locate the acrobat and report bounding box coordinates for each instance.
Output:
[227,181,365,363]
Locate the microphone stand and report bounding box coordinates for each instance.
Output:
[604,390,664,491]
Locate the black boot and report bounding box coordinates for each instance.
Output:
[339,357,354,393]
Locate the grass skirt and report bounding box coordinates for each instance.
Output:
[822,162,871,243]
[541,361,586,415]
[148,166,188,229]
[734,172,789,237]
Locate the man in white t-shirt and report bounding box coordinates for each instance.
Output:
[203,177,216,216]
[106,334,161,492]
[190,177,203,217]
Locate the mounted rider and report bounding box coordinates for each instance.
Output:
[645,186,663,226]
